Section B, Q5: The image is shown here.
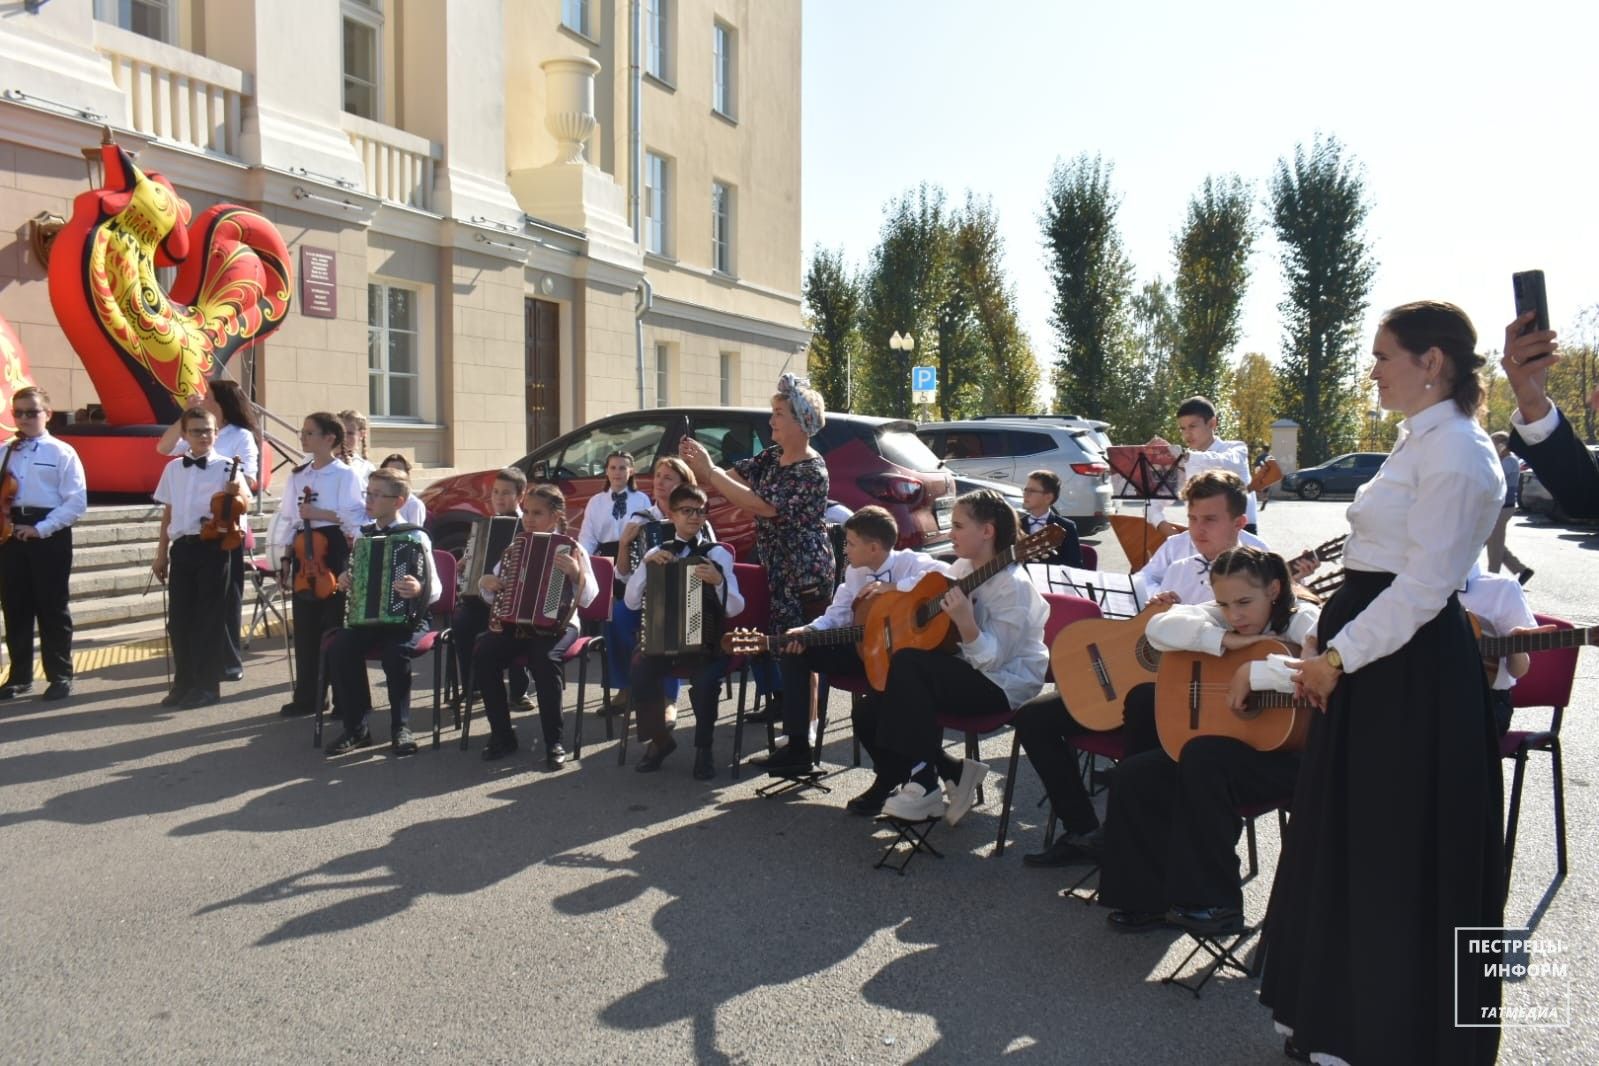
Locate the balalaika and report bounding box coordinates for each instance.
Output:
[346,525,430,628]
[641,551,724,658]
[491,531,579,635]
[459,514,520,598]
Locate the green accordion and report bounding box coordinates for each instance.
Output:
[346,526,430,628]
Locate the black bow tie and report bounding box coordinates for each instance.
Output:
[612,491,628,520]
[871,569,892,583]
[1196,557,1212,575]
[182,455,209,469]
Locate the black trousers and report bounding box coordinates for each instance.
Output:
[1098,737,1298,914]
[167,536,229,696]
[330,622,430,734]
[1014,682,1159,836]
[473,626,574,747]
[220,545,244,673]
[452,598,528,702]
[289,533,349,712]
[862,648,1010,785]
[0,525,74,684]
[632,651,728,748]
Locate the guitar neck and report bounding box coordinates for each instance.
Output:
[1249,691,1316,711]
[1480,625,1599,658]
[915,548,1017,626]
[798,624,864,648]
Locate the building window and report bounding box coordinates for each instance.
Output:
[712,21,736,118]
[94,0,175,43]
[646,0,670,80]
[711,181,734,275]
[655,343,671,407]
[562,0,591,38]
[645,152,670,256]
[719,351,737,406]
[368,283,419,418]
[342,0,383,121]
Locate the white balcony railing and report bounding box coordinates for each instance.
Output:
[341,113,441,213]
[95,24,249,158]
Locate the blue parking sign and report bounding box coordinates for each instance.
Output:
[912,366,937,392]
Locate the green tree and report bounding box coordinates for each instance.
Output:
[859,185,953,418]
[1173,175,1257,400]
[1041,154,1135,420]
[1269,136,1377,464]
[1116,278,1180,442]
[802,247,863,412]
[953,193,1041,415]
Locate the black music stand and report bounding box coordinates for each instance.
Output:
[1106,445,1185,570]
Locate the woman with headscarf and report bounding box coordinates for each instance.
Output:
[680,373,835,771]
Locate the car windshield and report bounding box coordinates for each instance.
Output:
[877,426,943,472]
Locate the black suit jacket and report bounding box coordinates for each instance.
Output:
[1510,410,1599,521]
[1019,511,1083,568]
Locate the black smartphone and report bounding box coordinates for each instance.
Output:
[1512,270,1549,337]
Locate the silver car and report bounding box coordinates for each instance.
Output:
[918,419,1112,532]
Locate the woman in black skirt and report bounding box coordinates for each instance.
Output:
[1261,302,1507,1064]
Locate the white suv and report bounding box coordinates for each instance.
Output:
[917,419,1113,532]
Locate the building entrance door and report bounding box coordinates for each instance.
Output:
[525,298,560,453]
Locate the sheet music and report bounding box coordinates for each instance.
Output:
[1025,563,1147,619]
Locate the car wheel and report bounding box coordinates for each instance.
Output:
[1298,480,1323,501]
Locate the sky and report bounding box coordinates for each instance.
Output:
[800,0,1599,388]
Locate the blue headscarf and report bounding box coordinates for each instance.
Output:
[777,373,824,438]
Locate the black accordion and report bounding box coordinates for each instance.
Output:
[641,550,726,659]
[346,526,430,628]
[459,514,520,598]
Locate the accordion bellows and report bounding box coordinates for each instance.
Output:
[459,514,520,596]
[347,527,430,628]
[492,531,580,634]
[642,558,713,657]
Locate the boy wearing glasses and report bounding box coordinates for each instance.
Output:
[151,407,253,708]
[0,386,88,701]
[624,485,743,778]
[323,467,440,756]
[1019,469,1083,568]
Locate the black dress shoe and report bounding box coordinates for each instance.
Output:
[635,734,678,773]
[1023,834,1099,868]
[221,667,244,682]
[161,688,190,708]
[1167,905,1245,936]
[42,681,72,701]
[753,739,812,775]
[0,682,33,700]
[743,692,782,724]
[1106,910,1172,934]
[1282,1037,1312,1063]
[692,747,716,780]
[179,689,221,710]
[481,732,520,761]
[845,784,891,817]
[279,701,312,717]
[546,743,569,770]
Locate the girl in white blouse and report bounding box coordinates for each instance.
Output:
[865,490,1049,826]
[1261,302,1507,1066]
[1098,548,1319,934]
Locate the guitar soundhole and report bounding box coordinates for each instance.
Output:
[1135,638,1162,672]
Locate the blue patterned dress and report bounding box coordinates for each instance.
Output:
[733,445,834,630]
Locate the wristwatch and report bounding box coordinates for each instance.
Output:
[1325,646,1344,672]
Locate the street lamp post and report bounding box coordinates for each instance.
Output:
[890,330,916,417]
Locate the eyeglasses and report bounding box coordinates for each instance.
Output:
[12,408,44,418]
[673,507,707,517]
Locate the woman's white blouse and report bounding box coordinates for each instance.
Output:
[1328,402,1503,673]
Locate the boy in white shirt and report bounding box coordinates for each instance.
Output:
[625,485,743,779]
[1459,565,1543,735]
[1147,471,1250,609]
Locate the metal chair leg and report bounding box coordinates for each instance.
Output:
[1504,748,1528,892]
[572,648,589,760]
[994,729,1023,857]
[1552,738,1567,877]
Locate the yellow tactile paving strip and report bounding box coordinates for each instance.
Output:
[71,637,170,675]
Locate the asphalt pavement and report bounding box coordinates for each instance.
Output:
[0,499,1594,1064]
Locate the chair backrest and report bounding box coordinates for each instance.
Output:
[1079,544,1098,570]
[726,562,771,631]
[1040,592,1102,683]
[1511,613,1578,711]
[582,554,615,622]
[431,549,457,619]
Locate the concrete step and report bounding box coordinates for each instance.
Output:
[73,577,280,630]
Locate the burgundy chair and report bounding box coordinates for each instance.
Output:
[313,549,460,751]
[1079,544,1098,571]
[975,593,1102,856]
[1502,613,1578,893]
[457,555,615,758]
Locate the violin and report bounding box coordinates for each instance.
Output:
[292,485,338,599]
[0,440,17,545]
[200,455,246,551]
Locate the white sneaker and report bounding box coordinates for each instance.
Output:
[882,782,946,822]
[945,759,990,827]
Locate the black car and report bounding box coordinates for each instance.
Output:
[1281,452,1386,500]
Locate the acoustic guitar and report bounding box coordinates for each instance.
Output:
[855,525,1063,691]
[724,620,864,657]
[1153,640,1314,761]
[1048,602,1172,730]
[1108,515,1186,574]
[1468,613,1598,684]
